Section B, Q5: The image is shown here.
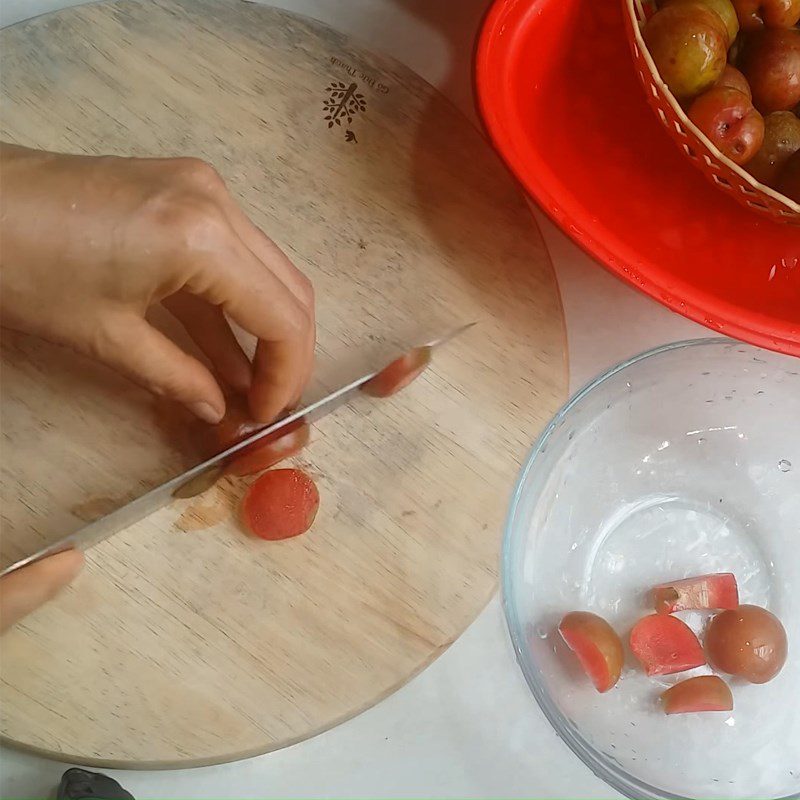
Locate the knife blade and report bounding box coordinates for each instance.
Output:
[0,322,475,577]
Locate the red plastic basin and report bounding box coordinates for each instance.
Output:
[475,0,800,356]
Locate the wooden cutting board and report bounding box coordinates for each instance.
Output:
[0,0,567,767]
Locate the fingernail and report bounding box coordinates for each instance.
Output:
[189,401,224,425]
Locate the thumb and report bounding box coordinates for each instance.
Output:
[84,313,226,424]
[0,549,84,634]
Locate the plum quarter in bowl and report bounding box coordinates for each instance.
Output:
[503,339,799,800]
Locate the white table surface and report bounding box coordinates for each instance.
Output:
[0,1,706,796]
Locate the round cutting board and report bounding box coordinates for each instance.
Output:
[0,0,566,766]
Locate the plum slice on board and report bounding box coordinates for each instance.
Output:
[361,346,431,398]
[241,469,319,541]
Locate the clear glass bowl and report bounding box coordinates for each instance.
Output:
[503,339,800,800]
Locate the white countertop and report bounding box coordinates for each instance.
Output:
[0,1,706,796]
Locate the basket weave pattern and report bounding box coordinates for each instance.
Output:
[623,0,800,226]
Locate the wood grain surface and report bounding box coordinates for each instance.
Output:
[0,0,567,766]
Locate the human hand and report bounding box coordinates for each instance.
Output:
[0,144,315,423]
[0,550,84,634]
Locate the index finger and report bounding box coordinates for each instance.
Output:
[218,195,316,399]
[189,230,312,422]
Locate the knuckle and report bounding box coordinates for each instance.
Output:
[178,202,227,249]
[172,157,226,194]
[151,196,228,254]
[136,159,230,254]
[85,314,128,363]
[283,298,311,339]
[296,273,315,308]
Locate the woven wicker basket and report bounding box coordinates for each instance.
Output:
[623,0,800,226]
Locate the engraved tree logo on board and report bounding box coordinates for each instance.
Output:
[323,81,366,142]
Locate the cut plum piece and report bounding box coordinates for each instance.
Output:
[362,346,431,398]
[630,614,706,676]
[661,675,733,714]
[225,420,310,477]
[204,397,311,477]
[558,611,624,693]
[241,469,320,541]
[652,572,739,614]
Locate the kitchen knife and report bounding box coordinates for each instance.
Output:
[0,323,474,577]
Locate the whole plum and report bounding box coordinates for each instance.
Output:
[739,28,800,113]
[731,0,800,30]
[777,149,800,200]
[716,64,752,98]
[644,3,729,99]
[666,0,740,44]
[689,86,765,163]
[745,110,800,184]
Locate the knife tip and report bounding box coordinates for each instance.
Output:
[429,321,478,349]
